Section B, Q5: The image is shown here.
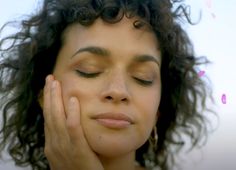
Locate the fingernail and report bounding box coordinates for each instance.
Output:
[46,75,52,84]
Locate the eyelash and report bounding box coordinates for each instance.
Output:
[76,70,100,78]
[76,70,153,86]
[133,77,153,86]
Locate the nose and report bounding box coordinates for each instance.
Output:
[100,72,130,104]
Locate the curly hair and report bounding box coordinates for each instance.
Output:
[0,0,214,169]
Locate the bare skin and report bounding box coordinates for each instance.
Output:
[42,17,161,170]
[43,75,104,170]
[43,75,146,170]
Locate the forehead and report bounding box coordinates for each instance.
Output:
[61,17,161,59]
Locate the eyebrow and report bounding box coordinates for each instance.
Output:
[71,46,110,58]
[134,54,160,66]
[71,46,160,66]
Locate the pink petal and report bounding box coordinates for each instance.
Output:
[198,70,205,77]
[221,94,226,104]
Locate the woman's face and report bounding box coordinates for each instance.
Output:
[53,17,162,157]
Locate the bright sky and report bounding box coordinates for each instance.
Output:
[0,0,236,170]
[181,1,236,170]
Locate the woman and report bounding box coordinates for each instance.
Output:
[0,0,214,170]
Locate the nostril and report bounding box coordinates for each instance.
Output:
[104,95,129,103]
[106,96,113,100]
[121,98,127,102]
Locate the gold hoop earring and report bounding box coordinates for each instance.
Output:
[149,126,158,151]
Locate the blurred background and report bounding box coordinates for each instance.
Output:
[0,0,235,169]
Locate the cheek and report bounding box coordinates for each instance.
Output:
[60,78,95,107]
[139,89,160,118]
[55,73,94,108]
[136,89,160,137]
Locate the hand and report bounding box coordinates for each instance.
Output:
[43,75,104,170]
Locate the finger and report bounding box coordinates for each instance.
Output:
[66,97,87,145]
[44,124,50,153]
[43,75,54,126]
[44,124,49,144]
[50,80,67,133]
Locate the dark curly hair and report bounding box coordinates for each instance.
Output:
[0,0,214,169]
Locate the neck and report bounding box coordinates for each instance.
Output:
[98,151,137,170]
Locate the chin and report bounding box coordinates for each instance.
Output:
[85,131,146,158]
[82,119,150,158]
[92,142,136,158]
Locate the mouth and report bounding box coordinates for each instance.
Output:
[91,112,134,129]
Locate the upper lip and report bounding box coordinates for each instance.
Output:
[91,112,134,124]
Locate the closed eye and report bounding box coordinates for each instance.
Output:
[133,77,153,86]
[76,70,101,78]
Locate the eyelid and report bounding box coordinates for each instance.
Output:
[72,59,102,72]
[75,70,101,78]
[131,69,156,86]
[133,77,153,86]
[133,71,154,80]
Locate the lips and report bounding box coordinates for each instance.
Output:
[91,112,134,129]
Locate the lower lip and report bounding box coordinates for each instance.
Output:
[96,118,131,129]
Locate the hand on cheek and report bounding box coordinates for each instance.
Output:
[43,74,104,170]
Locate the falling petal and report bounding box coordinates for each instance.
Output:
[221,94,226,104]
[198,70,205,77]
